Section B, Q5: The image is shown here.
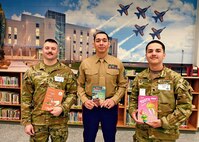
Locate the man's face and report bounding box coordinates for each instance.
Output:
[42,42,58,61]
[93,33,110,54]
[145,42,165,65]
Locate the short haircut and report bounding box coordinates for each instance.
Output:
[44,38,58,45]
[93,31,110,41]
[146,40,165,53]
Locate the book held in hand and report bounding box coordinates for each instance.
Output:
[138,96,158,123]
[92,86,106,106]
[41,87,64,111]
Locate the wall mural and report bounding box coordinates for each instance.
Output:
[0,0,197,63]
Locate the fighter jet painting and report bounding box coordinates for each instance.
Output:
[117,2,133,16]
[133,24,149,36]
[149,27,166,39]
[152,9,169,23]
[134,6,151,19]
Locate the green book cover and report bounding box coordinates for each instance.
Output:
[92,86,106,104]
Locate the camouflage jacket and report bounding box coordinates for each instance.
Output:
[21,61,77,126]
[129,67,193,140]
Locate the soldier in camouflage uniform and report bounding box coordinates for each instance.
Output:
[129,40,192,142]
[21,39,77,142]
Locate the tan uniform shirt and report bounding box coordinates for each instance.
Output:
[77,55,127,104]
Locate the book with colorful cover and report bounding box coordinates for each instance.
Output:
[92,86,106,105]
[138,96,158,123]
[41,87,64,111]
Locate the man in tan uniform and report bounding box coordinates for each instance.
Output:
[77,31,127,142]
[22,39,77,142]
[129,40,193,142]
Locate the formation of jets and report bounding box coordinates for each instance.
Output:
[133,24,149,36]
[149,27,166,39]
[117,2,169,39]
[152,9,169,23]
[134,6,151,19]
[117,3,133,16]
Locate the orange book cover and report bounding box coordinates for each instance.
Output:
[41,87,64,111]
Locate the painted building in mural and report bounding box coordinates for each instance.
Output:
[3,10,118,62]
[45,10,66,59]
[66,23,118,62]
[4,14,56,59]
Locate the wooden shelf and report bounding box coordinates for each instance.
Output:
[180,123,198,131]
[0,103,20,106]
[0,86,20,89]
[68,122,83,125]
[0,63,27,122]
[71,105,82,110]
[0,119,21,122]
[119,105,125,108]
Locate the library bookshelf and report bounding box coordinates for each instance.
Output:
[68,99,128,127]
[0,61,29,122]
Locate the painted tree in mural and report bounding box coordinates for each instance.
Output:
[0,4,10,69]
[0,3,6,60]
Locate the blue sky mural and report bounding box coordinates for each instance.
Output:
[0,0,198,63]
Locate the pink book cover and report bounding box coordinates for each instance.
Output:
[138,96,158,123]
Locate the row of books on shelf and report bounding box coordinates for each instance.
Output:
[179,120,189,129]
[0,107,20,120]
[170,65,199,77]
[127,79,133,92]
[125,65,199,77]
[68,111,82,123]
[68,111,136,126]
[191,66,199,77]
[0,76,19,87]
[76,97,82,106]
[0,91,20,104]
[126,112,135,126]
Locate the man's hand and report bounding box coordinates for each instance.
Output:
[101,99,115,109]
[49,106,63,116]
[146,119,162,128]
[24,124,35,136]
[93,98,100,106]
[131,110,145,124]
[84,100,98,110]
[131,110,162,128]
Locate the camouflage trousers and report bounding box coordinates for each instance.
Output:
[133,134,176,142]
[30,124,68,142]
[133,128,176,142]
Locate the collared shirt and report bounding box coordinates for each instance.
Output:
[128,67,193,139]
[77,55,127,104]
[21,61,77,126]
